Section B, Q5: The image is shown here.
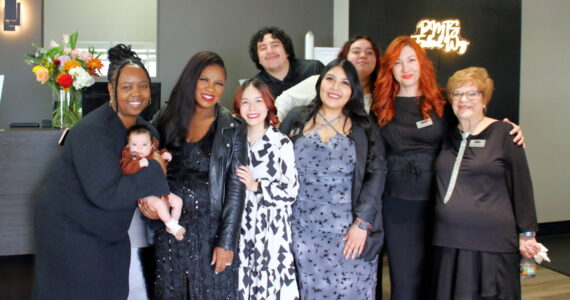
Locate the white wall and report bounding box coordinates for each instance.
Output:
[520,0,570,222]
[333,0,349,47]
[44,0,156,46]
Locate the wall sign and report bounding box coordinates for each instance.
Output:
[411,19,470,55]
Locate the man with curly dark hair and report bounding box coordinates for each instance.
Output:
[249,26,324,98]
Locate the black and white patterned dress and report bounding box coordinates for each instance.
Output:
[238,126,300,300]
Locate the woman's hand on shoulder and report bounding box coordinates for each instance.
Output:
[235,165,259,192]
[137,196,160,220]
[211,247,234,274]
[342,223,368,260]
[503,118,525,147]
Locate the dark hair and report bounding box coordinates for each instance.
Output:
[233,78,279,126]
[107,44,151,112]
[248,26,296,71]
[302,58,369,133]
[337,35,381,93]
[127,124,152,140]
[155,51,226,148]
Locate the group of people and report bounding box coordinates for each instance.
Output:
[33,25,541,300]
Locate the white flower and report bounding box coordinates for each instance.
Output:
[62,34,70,44]
[49,40,59,48]
[69,67,95,90]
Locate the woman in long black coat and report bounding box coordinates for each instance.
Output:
[33,45,169,300]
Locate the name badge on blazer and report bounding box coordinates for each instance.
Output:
[469,139,486,147]
[416,118,433,129]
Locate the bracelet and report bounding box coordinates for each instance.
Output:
[519,231,535,237]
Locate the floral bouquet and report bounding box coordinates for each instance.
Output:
[25,32,104,128]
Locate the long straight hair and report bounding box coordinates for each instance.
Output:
[301,58,369,133]
[155,51,226,148]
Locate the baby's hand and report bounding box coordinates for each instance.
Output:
[162,152,172,162]
[139,158,149,168]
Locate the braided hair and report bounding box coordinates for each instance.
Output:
[106,44,151,112]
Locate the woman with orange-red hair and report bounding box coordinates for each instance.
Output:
[233,78,300,299]
[372,36,524,300]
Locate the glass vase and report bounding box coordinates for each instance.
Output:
[52,89,82,128]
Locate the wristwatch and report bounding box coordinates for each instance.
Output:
[519,231,536,238]
[353,220,371,231]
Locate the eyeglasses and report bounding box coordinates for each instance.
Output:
[451,90,481,100]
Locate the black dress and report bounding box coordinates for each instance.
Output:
[380,96,450,300]
[154,123,238,299]
[33,104,170,300]
[432,121,538,300]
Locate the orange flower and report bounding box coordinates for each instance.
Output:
[87,58,103,70]
[63,59,81,71]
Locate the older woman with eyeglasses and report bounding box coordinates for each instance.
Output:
[431,67,540,300]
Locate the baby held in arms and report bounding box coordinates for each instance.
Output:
[120,124,186,241]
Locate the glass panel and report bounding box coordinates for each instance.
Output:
[43,0,157,77]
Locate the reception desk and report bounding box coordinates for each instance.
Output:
[0,129,63,255]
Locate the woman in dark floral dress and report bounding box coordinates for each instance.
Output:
[280,59,386,300]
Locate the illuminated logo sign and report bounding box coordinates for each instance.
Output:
[411,19,470,55]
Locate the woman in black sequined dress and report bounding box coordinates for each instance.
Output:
[140,51,247,300]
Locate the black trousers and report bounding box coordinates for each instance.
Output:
[382,195,433,300]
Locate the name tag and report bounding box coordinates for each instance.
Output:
[469,139,486,147]
[416,118,433,129]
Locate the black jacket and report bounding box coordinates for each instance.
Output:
[34,104,170,300]
[153,106,247,252]
[207,106,247,251]
[280,106,387,260]
[255,58,325,98]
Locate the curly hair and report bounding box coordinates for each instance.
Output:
[372,36,445,126]
[233,78,279,126]
[248,26,296,71]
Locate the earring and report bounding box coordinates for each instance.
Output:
[148,97,152,106]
